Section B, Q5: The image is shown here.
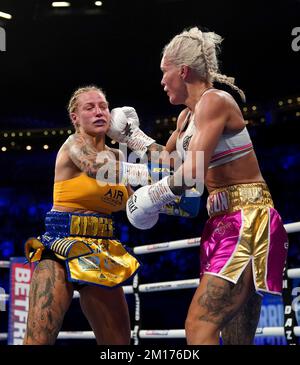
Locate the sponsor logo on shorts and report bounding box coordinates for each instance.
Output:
[78,256,100,271]
[214,221,233,236]
[239,187,262,203]
[207,191,229,216]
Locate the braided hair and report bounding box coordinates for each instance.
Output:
[162,27,246,102]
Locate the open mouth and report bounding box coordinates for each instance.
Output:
[93,119,106,126]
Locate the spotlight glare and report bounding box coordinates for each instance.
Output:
[0,11,12,20]
[95,1,103,6]
[1,147,7,152]
[52,2,71,7]
[26,145,32,151]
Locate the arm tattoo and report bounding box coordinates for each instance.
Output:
[66,134,120,179]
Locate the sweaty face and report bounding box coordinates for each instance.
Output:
[72,91,110,136]
[160,56,185,105]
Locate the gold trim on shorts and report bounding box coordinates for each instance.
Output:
[207,182,274,217]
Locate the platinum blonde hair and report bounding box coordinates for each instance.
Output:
[162,27,246,102]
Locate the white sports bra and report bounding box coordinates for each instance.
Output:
[176,112,253,169]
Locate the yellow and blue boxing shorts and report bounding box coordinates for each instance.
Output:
[25,211,140,288]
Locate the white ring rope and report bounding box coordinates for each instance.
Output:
[285,268,300,279]
[133,237,201,255]
[1,220,300,342]
[139,327,300,338]
[0,261,10,268]
[283,222,300,234]
[0,327,300,341]
[133,221,300,255]
[0,221,299,270]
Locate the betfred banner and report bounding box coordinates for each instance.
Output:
[8,257,35,345]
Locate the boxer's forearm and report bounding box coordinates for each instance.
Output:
[145,142,165,163]
[146,143,182,170]
[168,153,205,196]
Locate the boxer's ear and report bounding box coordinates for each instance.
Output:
[180,65,189,80]
[70,113,80,132]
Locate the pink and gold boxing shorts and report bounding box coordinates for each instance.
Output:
[200,182,288,295]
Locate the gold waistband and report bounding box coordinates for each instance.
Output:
[207,182,274,217]
[70,215,114,237]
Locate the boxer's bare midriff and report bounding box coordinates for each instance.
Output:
[205,151,265,193]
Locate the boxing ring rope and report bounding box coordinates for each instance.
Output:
[1,221,300,343]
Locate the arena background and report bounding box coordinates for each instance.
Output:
[0,0,300,346]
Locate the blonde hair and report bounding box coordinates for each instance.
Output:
[163,27,246,102]
[67,85,106,116]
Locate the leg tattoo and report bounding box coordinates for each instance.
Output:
[222,292,262,345]
[24,260,72,345]
[197,276,244,326]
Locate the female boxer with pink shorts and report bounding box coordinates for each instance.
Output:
[109,27,288,345]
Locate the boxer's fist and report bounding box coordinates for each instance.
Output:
[108,107,139,143]
[126,177,176,230]
[126,186,159,230]
[108,106,155,158]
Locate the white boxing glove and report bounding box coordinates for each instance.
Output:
[108,107,155,158]
[126,187,159,229]
[126,177,176,230]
